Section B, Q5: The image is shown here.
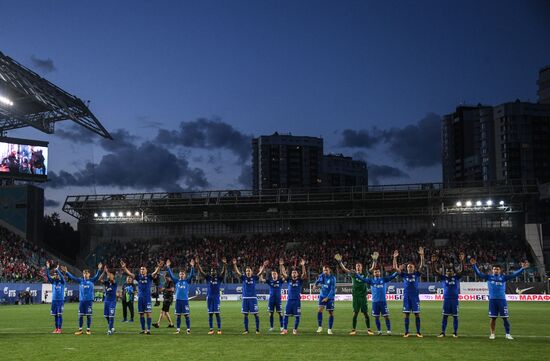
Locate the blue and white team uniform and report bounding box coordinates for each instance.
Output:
[66,270,101,316]
[240,275,259,314]
[136,273,154,313]
[166,267,195,315]
[103,281,118,318]
[315,273,336,311]
[47,268,66,316]
[440,275,461,316]
[473,264,524,318]
[267,277,283,313]
[205,275,223,314]
[401,271,421,313]
[284,278,303,317]
[355,272,398,316]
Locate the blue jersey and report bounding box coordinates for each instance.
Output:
[474,264,524,300]
[167,267,195,300]
[315,273,336,300]
[136,274,154,301]
[355,272,398,302]
[123,283,135,302]
[46,268,65,301]
[66,270,101,302]
[267,277,283,300]
[286,278,303,300]
[440,275,461,300]
[400,271,421,296]
[103,281,117,303]
[205,275,223,298]
[240,275,259,298]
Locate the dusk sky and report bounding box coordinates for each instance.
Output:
[1,0,550,221]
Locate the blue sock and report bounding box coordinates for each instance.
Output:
[270,313,274,328]
[328,314,334,329]
[283,316,289,330]
[375,317,381,331]
[254,314,260,331]
[317,312,323,327]
[453,316,458,334]
[441,315,448,333]
[54,316,58,329]
[215,314,221,329]
[405,317,410,333]
[385,317,391,331]
[86,316,91,330]
[185,316,190,330]
[208,314,213,329]
[105,317,109,328]
[59,315,63,329]
[279,313,284,328]
[140,316,146,330]
[79,316,83,329]
[294,316,300,330]
[176,316,181,329]
[147,317,152,330]
[503,318,510,334]
[109,317,114,330]
[415,316,421,333]
[244,315,249,331]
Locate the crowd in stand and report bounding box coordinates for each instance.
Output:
[0,228,45,282]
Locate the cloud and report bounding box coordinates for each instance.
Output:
[44,199,60,208]
[30,55,56,73]
[55,124,98,144]
[237,164,252,188]
[340,113,441,168]
[368,163,410,185]
[48,140,209,191]
[156,118,252,161]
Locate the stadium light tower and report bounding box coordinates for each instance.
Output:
[0,95,13,106]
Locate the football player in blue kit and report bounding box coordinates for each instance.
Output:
[260,263,284,332]
[45,261,65,334]
[120,259,163,334]
[279,258,308,335]
[165,258,195,334]
[196,256,227,334]
[393,247,425,338]
[99,265,117,335]
[232,258,268,334]
[471,257,529,340]
[315,265,337,335]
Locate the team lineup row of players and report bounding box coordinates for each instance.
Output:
[45,247,529,338]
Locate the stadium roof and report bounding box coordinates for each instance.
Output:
[0,50,111,139]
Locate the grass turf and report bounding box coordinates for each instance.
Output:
[0,301,549,360]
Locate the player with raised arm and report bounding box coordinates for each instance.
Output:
[61,263,102,335]
[233,258,268,334]
[165,258,195,334]
[196,257,227,334]
[354,257,401,335]
[393,247,425,338]
[45,261,65,334]
[261,262,284,332]
[431,252,465,338]
[99,265,117,335]
[470,257,529,340]
[315,265,336,335]
[280,258,308,335]
[335,252,375,335]
[120,259,163,334]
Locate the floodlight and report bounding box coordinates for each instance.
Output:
[101,212,107,218]
[456,201,462,207]
[486,200,493,206]
[109,212,115,217]
[475,200,482,206]
[0,95,14,106]
[465,201,472,207]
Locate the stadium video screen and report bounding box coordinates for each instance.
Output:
[0,137,48,180]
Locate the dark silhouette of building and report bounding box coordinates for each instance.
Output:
[538,66,550,104]
[322,154,368,187]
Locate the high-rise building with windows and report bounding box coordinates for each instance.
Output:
[322,154,368,187]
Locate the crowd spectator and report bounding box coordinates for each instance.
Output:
[0,228,45,282]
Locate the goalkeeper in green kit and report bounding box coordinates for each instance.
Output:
[335,252,376,335]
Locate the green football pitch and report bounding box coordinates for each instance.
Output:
[0,301,549,360]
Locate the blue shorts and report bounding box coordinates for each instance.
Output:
[402,294,420,313]
[285,299,301,316]
[137,297,152,313]
[50,300,64,316]
[372,301,389,316]
[175,299,190,315]
[268,296,282,313]
[241,298,259,314]
[207,296,220,314]
[442,299,459,316]
[318,298,334,311]
[78,300,93,316]
[104,301,116,318]
[489,299,509,318]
